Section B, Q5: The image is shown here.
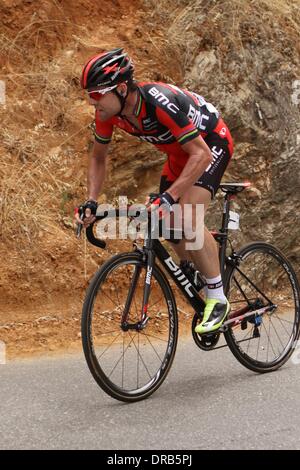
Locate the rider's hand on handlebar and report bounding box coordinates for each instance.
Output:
[74,199,98,235]
[145,192,176,219]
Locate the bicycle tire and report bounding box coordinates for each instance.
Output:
[81,251,178,402]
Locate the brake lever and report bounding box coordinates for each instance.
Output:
[76,213,85,238]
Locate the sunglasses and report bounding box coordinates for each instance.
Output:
[87,84,118,101]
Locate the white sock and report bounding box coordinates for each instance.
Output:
[205,275,227,304]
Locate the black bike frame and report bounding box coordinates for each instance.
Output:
[134,192,234,322]
[151,239,206,312]
[86,193,234,324]
[85,192,279,332]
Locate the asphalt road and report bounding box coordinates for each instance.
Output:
[1,337,300,450]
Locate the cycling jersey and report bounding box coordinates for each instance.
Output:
[93,81,234,196]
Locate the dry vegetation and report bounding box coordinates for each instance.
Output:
[3,0,298,243]
[0,0,183,244]
[0,0,299,357]
[0,20,90,242]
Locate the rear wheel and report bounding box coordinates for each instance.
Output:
[82,252,178,402]
[224,242,300,373]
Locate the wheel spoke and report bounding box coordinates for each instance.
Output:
[97,331,122,360]
[107,333,137,379]
[148,295,165,309]
[269,317,285,351]
[246,327,253,354]
[255,325,262,361]
[128,332,153,380]
[96,329,122,337]
[271,313,294,333]
[262,320,277,358]
[100,289,120,309]
[267,316,271,362]
[140,331,169,343]
[141,332,163,363]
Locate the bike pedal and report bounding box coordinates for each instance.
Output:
[241,319,248,330]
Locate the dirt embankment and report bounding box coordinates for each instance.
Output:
[0,0,184,357]
[0,0,299,358]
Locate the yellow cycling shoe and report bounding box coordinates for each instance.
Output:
[195,298,230,335]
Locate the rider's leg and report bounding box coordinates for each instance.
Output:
[169,238,193,263]
[179,186,219,278]
[171,186,223,293]
[160,127,233,333]
[170,185,230,334]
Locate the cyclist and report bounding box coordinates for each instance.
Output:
[76,48,234,334]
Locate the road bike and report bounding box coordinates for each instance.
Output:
[79,182,300,402]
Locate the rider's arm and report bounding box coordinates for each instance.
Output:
[88,111,113,201]
[87,140,110,201]
[75,141,110,228]
[166,136,212,201]
[155,106,212,200]
[76,115,112,227]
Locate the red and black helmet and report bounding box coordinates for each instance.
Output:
[81,48,134,90]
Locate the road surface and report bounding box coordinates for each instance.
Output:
[0,337,299,450]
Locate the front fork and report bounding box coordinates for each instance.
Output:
[121,244,154,332]
[139,247,155,329]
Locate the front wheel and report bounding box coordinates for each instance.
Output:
[81,252,178,402]
[224,242,300,373]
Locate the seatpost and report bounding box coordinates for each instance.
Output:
[219,193,232,279]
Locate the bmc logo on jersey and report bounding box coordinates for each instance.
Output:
[139,129,174,144]
[148,87,180,114]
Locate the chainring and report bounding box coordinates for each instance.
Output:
[191,312,221,351]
